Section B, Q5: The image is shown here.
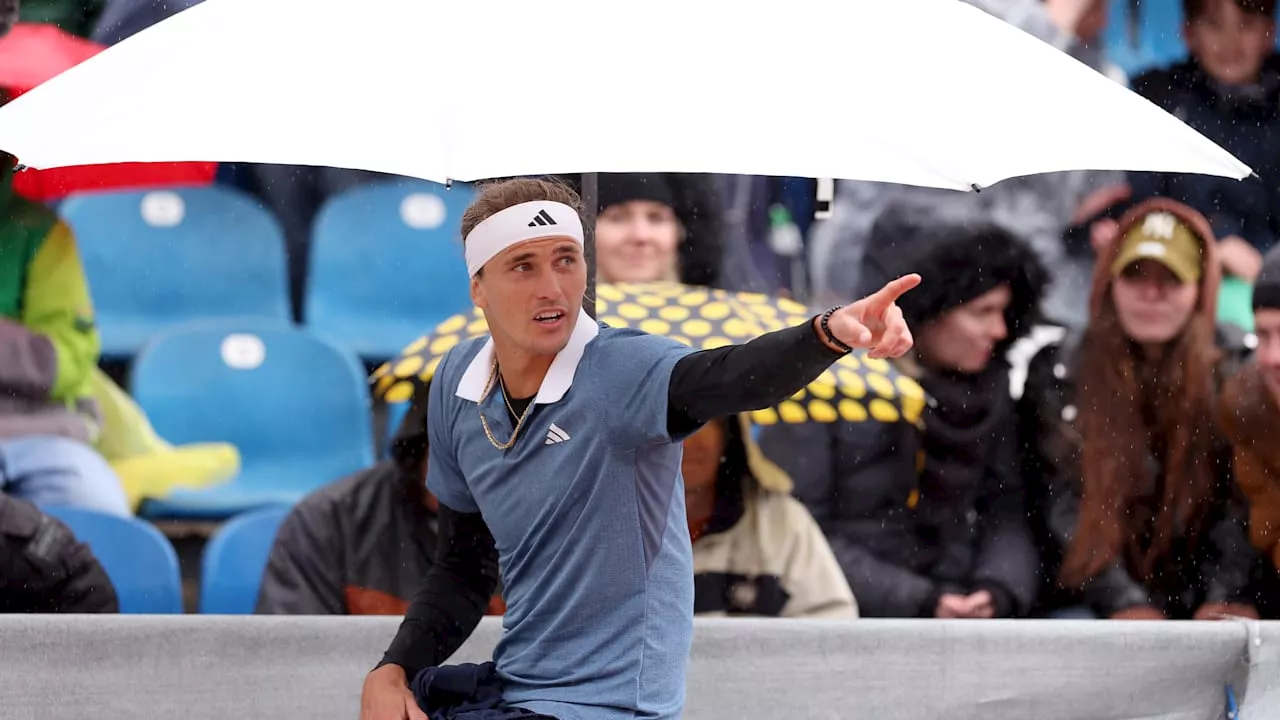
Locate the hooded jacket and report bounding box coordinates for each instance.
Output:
[257,381,507,616]
[1019,198,1259,617]
[760,207,1046,618]
[692,415,856,619]
[0,156,102,443]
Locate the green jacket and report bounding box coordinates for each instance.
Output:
[0,159,101,441]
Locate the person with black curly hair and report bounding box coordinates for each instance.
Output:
[760,201,1049,619]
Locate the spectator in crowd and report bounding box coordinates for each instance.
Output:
[1221,245,1280,575]
[759,204,1046,618]
[806,0,1125,329]
[0,153,129,517]
[591,173,724,288]
[257,380,504,615]
[1129,0,1280,284]
[1020,199,1261,620]
[0,491,118,613]
[684,413,856,619]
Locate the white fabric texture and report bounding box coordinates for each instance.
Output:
[463,200,584,276]
[0,0,1249,188]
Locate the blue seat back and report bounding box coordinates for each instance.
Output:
[42,506,183,614]
[305,180,474,359]
[199,504,290,614]
[130,320,375,485]
[60,186,291,357]
[1141,0,1185,68]
[384,400,410,457]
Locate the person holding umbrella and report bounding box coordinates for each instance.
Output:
[360,177,918,720]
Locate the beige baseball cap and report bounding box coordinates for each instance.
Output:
[1110,210,1204,284]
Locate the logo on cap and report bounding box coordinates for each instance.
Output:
[1141,212,1178,241]
[1134,241,1167,259]
[528,209,557,228]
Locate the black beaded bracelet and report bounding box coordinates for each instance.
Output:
[819,306,854,354]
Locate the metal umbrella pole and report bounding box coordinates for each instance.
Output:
[581,171,598,320]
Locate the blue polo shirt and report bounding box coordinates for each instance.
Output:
[427,308,699,720]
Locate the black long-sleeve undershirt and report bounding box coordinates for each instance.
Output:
[377,317,845,679]
[665,317,845,437]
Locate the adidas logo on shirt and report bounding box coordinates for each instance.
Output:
[545,423,571,445]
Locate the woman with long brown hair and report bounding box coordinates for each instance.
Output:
[1019,198,1262,620]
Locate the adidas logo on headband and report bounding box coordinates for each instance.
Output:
[465,201,585,276]
[528,209,557,227]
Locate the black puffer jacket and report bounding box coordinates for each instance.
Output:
[1018,325,1260,617]
[0,493,119,613]
[760,204,1047,618]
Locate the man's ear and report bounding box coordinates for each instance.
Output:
[471,274,486,309]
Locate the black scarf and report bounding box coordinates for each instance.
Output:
[912,361,1012,580]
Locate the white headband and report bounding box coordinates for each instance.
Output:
[464,200,585,276]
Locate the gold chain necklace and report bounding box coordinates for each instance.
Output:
[479,359,535,450]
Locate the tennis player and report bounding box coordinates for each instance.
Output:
[361,178,919,720]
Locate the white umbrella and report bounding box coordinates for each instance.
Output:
[0,0,1252,189]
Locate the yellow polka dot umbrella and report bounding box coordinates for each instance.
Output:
[371,282,927,426]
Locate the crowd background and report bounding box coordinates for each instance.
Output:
[3,0,1280,627]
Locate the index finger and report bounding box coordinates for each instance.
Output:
[866,273,922,308]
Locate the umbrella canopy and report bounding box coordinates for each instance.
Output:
[0,22,218,200]
[0,0,1250,188]
[372,282,928,427]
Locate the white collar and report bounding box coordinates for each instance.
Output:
[455,307,599,405]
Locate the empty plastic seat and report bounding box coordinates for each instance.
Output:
[60,186,292,358]
[1140,0,1185,68]
[199,504,290,614]
[41,505,184,614]
[1102,0,1152,80]
[305,180,475,360]
[130,319,375,519]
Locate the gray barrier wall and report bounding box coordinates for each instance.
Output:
[2,616,1277,720]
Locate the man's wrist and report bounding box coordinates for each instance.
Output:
[371,660,408,681]
[812,309,853,355]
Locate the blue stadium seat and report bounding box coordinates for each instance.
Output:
[304,180,475,360]
[41,505,183,614]
[1141,0,1185,69]
[130,319,375,519]
[384,400,410,457]
[199,504,290,614]
[1102,0,1153,80]
[60,186,292,358]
